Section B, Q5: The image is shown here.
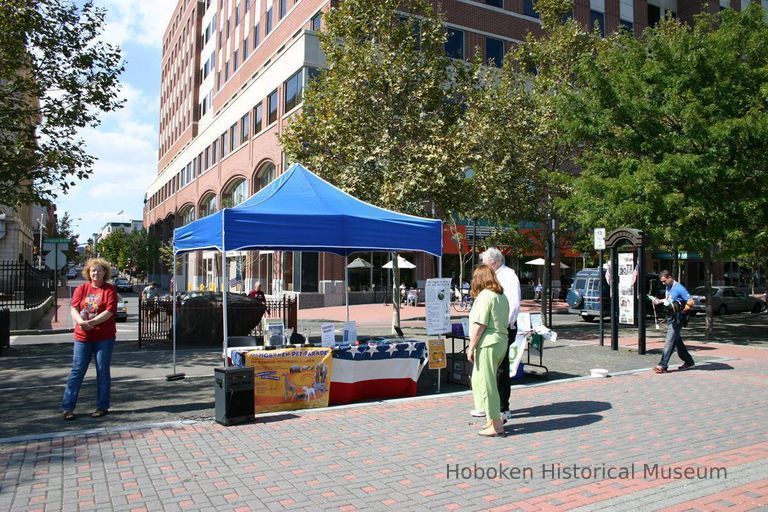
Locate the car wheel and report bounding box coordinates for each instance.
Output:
[582,315,595,322]
[717,304,727,315]
[752,302,762,314]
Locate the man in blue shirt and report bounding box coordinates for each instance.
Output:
[651,270,695,373]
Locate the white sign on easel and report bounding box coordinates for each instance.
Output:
[320,323,336,347]
[425,278,452,335]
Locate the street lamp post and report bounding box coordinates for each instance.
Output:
[38,213,45,269]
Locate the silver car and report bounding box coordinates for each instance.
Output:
[690,286,762,315]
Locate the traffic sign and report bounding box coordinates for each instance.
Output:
[44,250,67,270]
[594,228,606,250]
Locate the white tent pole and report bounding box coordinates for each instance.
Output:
[345,251,350,322]
[221,211,229,368]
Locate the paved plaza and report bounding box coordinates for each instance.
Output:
[0,304,766,511]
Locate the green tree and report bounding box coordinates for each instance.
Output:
[280,0,475,330]
[281,0,472,218]
[0,0,124,208]
[465,0,597,321]
[126,229,160,279]
[561,5,768,335]
[96,230,129,270]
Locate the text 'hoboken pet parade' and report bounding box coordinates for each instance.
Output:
[446,463,727,481]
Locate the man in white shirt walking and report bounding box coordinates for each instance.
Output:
[475,247,521,422]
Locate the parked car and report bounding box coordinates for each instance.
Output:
[566,268,664,322]
[115,294,128,322]
[113,277,134,293]
[65,268,78,279]
[689,286,762,315]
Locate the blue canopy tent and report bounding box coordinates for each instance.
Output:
[171,163,443,367]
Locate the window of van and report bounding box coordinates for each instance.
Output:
[573,278,586,291]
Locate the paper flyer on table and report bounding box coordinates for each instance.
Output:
[320,323,336,347]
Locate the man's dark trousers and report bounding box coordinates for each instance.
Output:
[496,325,517,414]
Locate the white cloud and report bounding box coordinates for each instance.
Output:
[96,0,176,48]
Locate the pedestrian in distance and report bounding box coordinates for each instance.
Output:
[479,247,522,423]
[61,258,119,420]
[466,264,510,437]
[141,281,159,301]
[651,270,695,373]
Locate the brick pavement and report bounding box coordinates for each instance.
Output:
[0,333,766,511]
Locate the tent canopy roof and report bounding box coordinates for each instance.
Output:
[173,163,443,257]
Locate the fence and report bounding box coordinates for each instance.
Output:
[0,262,55,309]
[138,295,298,348]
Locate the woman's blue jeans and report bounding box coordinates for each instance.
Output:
[61,339,115,412]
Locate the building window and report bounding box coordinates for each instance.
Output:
[445,28,464,59]
[233,50,238,72]
[523,0,539,18]
[311,11,322,31]
[200,194,217,217]
[221,132,227,158]
[299,252,319,292]
[253,23,259,48]
[485,37,503,67]
[590,10,605,37]
[268,89,278,124]
[253,102,263,133]
[229,123,236,151]
[284,69,303,113]
[619,19,633,32]
[241,112,250,142]
[486,0,503,7]
[647,4,661,27]
[254,162,275,192]
[211,139,218,164]
[205,146,211,169]
[243,37,248,59]
[266,7,272,34]
[225,60,229,81]
[234,4,239,26]
[279,0,287,19]
[223,179,248,207]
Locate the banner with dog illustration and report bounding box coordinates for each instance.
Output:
[245,347,333,413]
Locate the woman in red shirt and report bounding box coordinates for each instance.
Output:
[61,258,119,420]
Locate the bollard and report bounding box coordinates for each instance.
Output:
[0,308,10,355]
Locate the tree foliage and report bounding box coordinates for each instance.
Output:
[562,5,768,254]
[559,5,768,334]
[0,0,124,208]
[96,229,159,277]
[280,0,473,218]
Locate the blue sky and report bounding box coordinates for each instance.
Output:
[56,1,175,244]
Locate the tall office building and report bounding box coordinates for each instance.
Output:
[144,0,766,301]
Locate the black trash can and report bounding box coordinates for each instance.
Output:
[0,308,10,355]
[214,367,255,426]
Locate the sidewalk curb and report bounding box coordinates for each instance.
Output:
[11,328,74,336]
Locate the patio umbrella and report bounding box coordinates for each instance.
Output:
[382,255,416,269]
[347,257,373,269]
[526,258,569,269]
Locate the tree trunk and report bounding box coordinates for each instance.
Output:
[704,248,713,340]
[541,215,551,326]
[671,240,679,281]
[391,251,401,334]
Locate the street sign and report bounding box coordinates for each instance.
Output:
[44,238,70,244]
[594,228,606,251]
[44,250,67,270]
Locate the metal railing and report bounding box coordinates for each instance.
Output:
[0,262,55,309]
[138,294,297,348]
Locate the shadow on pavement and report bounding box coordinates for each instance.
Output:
[505,413,605,435]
